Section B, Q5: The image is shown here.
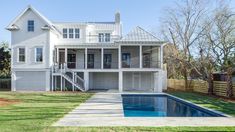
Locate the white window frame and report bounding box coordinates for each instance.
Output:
[35,47,43,63]
[69,28,74,39]
[63,28,68,38]
[98,33,111,42]
[75,28,80,39]
[27,20,34,32]
[17,47,26,63]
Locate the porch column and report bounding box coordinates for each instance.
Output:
[154,72,163,92]
[139,45,142,68]
[55,76,57,91]
[118,45,122,69]
[72,72,75,91]
[160,45,163,69]
[56,48,59,64]
[119,71,123,92]
[85,48,88,69]
[84,72,89,91]
[61,75,62,91]
[65,48,68,67]
[101,48,104,69]
[11,71,16,91]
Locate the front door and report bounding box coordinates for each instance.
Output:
[88,54,94,68]
[104,54,112,68]
[67,53,76,69]
[59,50,65,68]
[122,53,131,68]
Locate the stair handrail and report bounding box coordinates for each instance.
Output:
[64,66,85,89]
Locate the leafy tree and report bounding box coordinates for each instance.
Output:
[0,41,11,78]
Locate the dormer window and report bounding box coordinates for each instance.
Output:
[105,33,110,42]
[63,28,67,38]
[75,28,80,38]
[28,20,34,32]
[99,33,111,42]
[63,28,80,39]
[69,28,74,38]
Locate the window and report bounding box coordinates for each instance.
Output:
[75,28,80,38]
[63,28,67,38]
[98,33,111,42]
[122,53,131,68]
[87,54,94,68]
[35,47,43,62]
[18,48,25,62]
[28,20,34,32]
[69,28,74,38]
[99,33,104,42]
[105,33,110,42]
[104,54,112,68]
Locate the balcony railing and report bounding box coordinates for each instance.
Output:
[86,35,120,43]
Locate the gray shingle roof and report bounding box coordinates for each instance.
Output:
[119,26,160,42]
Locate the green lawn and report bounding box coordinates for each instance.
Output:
[168,91,235,116]
[0,92,234,132]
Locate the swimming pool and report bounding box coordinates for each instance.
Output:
[122,94,225,117]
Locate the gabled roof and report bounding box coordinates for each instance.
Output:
[119,26,160,42]
[6,5,60,33]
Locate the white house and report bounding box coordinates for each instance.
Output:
[6,5,167,92]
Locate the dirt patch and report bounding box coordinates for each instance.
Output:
[0,98,20,107]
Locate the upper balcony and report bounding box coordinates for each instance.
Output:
[86,35,120,44]
[56,35,121,45]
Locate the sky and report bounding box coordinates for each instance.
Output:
[1,0,235,44]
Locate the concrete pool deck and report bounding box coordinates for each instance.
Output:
[53,92,235,127]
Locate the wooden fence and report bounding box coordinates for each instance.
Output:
[0,78,11,90]
[167,79,234,97]
[213,81,235,97]
[167,79,207,91]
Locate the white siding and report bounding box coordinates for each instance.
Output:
[89,72,118,89]
[123,72,154,91]
[11,9,50,69]
[15,71,47,91]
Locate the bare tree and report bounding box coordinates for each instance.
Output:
[204,2,235,97]
[162,0,207,89]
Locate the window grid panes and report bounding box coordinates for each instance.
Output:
[75,28,80,38]
[98,33,111,42]
[105,33,110,42]
[19,48,25,62]
[28,20,34,32]
[63,28,67,38]
[36,48,43,62]
[69,28,74,38]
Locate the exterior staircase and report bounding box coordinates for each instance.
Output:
[52,63,85,92]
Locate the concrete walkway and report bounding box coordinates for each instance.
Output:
[53,92,235,127]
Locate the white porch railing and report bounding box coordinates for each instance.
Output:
[52,63,85,92]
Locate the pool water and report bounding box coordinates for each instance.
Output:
[122,94,225,117]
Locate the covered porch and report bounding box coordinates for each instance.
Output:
[55,48,119,70]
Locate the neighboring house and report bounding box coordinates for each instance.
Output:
[6,5,167,92]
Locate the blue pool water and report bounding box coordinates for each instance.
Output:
[122,94,225,117]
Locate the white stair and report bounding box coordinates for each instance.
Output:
[52,63,85,92]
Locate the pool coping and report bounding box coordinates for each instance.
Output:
[53,92,235,127]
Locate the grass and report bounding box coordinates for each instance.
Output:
[168,91,235,116]
[0,92,234,132]
[0,92,93,132]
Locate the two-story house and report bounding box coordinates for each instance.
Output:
[7,5,167,92]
